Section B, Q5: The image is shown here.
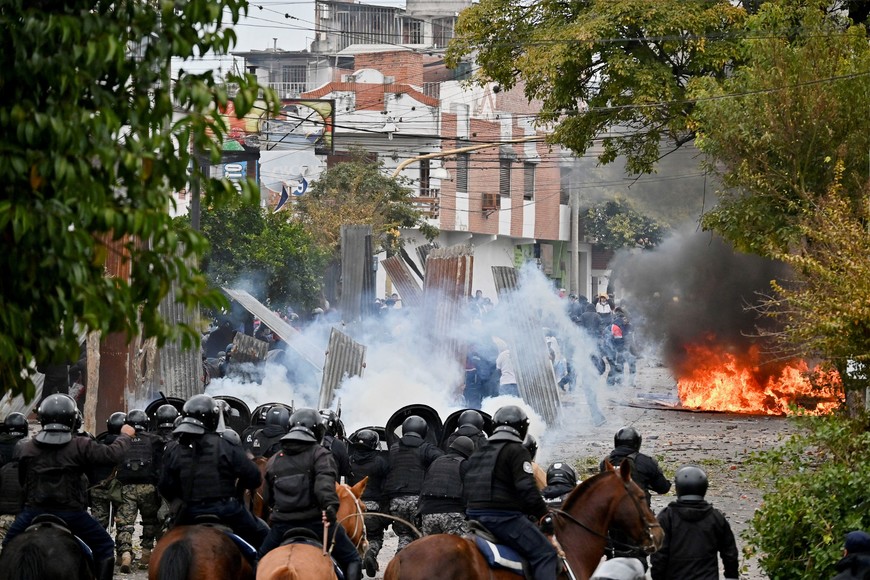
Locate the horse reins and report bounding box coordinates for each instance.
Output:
[551,475,661,554]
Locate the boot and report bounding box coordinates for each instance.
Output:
[139,547,151,569]
[119,551,133,573]
[95,558,115,580]
[363,548,379,578]
[346,560,363,580]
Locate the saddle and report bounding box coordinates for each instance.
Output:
[466,520,529,577]
[192,514,259,563]
[25,514,95,569]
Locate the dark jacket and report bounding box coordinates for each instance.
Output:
[264,440,338,523]
[600,446,671,503]
[832,553,870,580]
[323,435,353,482]
[463,440,547,520]
[349,447,390,504]
[159,432,260,504]
[384,434,444,498]
[446,425,487,451]
[650,499,739,580]
[419,450,467,515]
[117,431,163,485]
[16,434,131,511]
[250,425,286,458]
[541,483,575,509]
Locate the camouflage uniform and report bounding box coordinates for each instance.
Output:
[421,512,468,536]
[115,482,161,555]
[389,495,420,551]
[0,514,16,544]
[362,499,389,556]
[89,481,118,530]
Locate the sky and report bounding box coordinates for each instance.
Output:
[173,0,408,75]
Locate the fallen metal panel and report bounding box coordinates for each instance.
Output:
[491,266,562,425]
[339,225,375,323]
[319,328,367,409]
[231,333,270,364]
[381,256,423,309]
[0,373,44,420]
[222,287,323,372]
[416,243,439,272]
[421,245,474,397]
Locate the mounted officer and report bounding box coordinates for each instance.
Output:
[250,405,291,459]
[320,408,352,482]
[158,394,268,550]
[541,461,579,509]
[258,408,362,580]
[116,408,164,572]
[384,415,444,551]
[348,428,390,578]
[1,394,135,580]
[463,405,558,580]
[0,412,29,543]
[445,409,488,451]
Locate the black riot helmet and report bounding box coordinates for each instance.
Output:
[523,433,538,461]
[4,412,28,437]
[547,462,578,487]
[126,409,149,432]
[156,404,180,429]
[175,394,220,435]
[401,415,428,438]
[107,412,127,435]
[449,435,475,459]
[282,408,324,443]
[353,429,380,451]
[458,409,484,430]
[490,405,529,442]
[36,394,78,445]
[614,426,642,451]
[266,405,291,431]
[675,465,709,501]
[319,409,340,437]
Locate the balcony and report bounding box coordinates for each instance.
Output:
[269,82,310,99]
[411,187,440,219]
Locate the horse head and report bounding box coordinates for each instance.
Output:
[336,477,369,556]
[604,459,665,554]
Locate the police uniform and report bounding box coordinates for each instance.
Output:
[383,430,444,550]
[2,397,132,580]
[258,410,362,580]
[0,423,26,542]
[323,433,353,482]
[349,432,390,577]
[159,430,268,548]
[463,406,558,580]
[249,424,286,458]
[418,437,473,537]
[445,424,487,451]
[115,429,163,564]
[88,431,121,529]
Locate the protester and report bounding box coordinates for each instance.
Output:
[831,530,870,580]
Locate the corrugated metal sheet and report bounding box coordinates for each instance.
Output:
[492,266,562,425]
[422,245,474,397]
[339,225,376,323]
[381,255,423,309]
[416,243,438,271]
[319,328,367,409]
[231,333,270,364]
[222,287,324,373]
[0,373,44,420]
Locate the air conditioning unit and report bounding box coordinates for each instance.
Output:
[482,193,500,211]
[342,74,357,83]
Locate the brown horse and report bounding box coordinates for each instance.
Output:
[256,478,369,580]
[384,460,664,580]
[148,524,255,580]
[245,456,269,520]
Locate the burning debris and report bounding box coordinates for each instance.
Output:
[612,227,843,416]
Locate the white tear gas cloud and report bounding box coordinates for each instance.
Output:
[609,225,791,380]
[207,263,625,464]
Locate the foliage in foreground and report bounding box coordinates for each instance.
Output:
[745,411,870,579]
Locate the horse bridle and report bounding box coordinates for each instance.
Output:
[335,484,368,555]
[551,476,662,554]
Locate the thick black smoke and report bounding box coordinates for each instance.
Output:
[610,226,791,380]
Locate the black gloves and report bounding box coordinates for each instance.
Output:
[325,505,338,524]
[540,514,555,535]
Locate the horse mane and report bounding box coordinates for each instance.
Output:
[559,469,616,513]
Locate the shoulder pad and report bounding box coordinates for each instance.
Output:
[221,429,241,446]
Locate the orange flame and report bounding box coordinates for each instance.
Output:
[676,342,842,415]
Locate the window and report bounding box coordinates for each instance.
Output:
[456,153,469,192]
[403,19,423,44]
[420,158,430,195]
[281,65,307,96]
[523,163,536,201]
[499,159,512,197]
[433,17,455,48]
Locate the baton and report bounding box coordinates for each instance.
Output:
[550,534,578,580]
[322,510,329,555]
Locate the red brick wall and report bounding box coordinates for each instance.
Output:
[439,114,457,231]
[354,51,424,86]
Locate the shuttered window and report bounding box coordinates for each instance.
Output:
[523,162,535,201]
[456,153,469,192]
[499,159,511,197]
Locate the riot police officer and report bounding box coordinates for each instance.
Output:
[383,415,444,551]
[348,429,390,578]
[249,404,291,458]
[116,409,163,572]
[418,435,474,536]
[463,405,558,580]
[2,394,135,580]
[152,403,179,445]
[0,412,28,543]
[541,461,578,509]
[650,465,739,580]
[445,409,488,451]
[258,408,362,580]
[320,409,352,482]
[89,411,126,530]
[158,394,268,549]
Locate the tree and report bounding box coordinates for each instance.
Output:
[183,196,328,314]
[295,151,439,258]
[690,0,870,257]
[0,1,276,400]
[582,199,668,250]
[447,0,746,174]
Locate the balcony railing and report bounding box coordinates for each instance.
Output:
[411,187,440,218]
[269,82,310,99]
